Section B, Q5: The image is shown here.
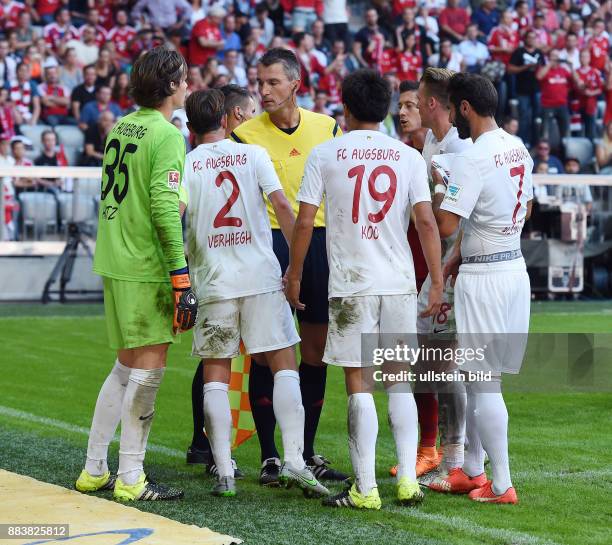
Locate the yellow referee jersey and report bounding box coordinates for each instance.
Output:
[230,108,341,229]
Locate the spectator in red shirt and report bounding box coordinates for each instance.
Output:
[8,62,41,126]
[439,0,470,44]
[487,10,519,66]
[108,10,137,66]
[294,31,326,108]
[575,49,603,141]
[43,7,78,53]
[80,8,108,48]
[34,0,60,26]
[588,18,609,73]
[282,0,323,32]
[39,65,73,126]
[513,0,531,37]
[537,49,580,141]
[533,12,552,54]
[0,0,25,31]
[189,5,226,66]
[111,72,134,114]
[396,32,422,81]
[0,88,16,140]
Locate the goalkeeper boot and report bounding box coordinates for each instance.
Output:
[113,473,183,501]
[207,458,245,480]
[469,480,518,504]
[212,475,236,498]
[75,470,116,493]
[322,483,381,510]
[397,476,424,506]
[429,467,487,494]
[306,454,349,482]
[279,463,329,498]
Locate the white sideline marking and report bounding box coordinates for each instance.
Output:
[393,508,562,545]
[0,405,184,459]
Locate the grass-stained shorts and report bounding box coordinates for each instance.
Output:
[103,277,178,350]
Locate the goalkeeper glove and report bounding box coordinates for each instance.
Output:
[170,268,198,333]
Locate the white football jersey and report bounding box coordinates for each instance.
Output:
[422,126,472,184]
[440,128,534,258]
[297,129,431,297]
[184,139,283,303]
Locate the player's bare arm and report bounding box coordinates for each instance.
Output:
[285,202,318,310]
[413,201,443,317]
[268,189,295,244]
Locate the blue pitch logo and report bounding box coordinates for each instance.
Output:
[24,528,154,544]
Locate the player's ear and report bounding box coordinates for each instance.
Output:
[221,113,228,130]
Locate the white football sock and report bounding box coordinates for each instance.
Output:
[273,370,305,470]
[348,393,378,496]
[203,381,233,478]
[85,359,130,476]
[473,386,512,495]
[463,385,485,478]
[387,390,418,481]
[118,367,165,485]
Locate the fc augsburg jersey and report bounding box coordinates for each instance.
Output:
[93,108,187,282]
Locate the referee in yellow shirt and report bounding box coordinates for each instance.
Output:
[231,48,348,486]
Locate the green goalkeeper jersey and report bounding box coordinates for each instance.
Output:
[93,108,187,282]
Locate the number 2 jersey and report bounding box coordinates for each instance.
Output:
[439,128,534,258]
[182,139,284,303]
[297,129,431,298]
[93,108,187,282]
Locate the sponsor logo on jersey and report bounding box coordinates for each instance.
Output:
[289,148,301,157]
[167,170,180,191]
[445,183,461,203]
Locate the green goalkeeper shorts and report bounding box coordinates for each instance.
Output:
[103,277,179,350]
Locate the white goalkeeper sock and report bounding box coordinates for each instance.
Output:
[203,381,233,478]
[85,359,130,476]
[348,393,378,496]
[474,389,512,495]
[387,390,418,481]
[118,367,165,485]
[272,370,305,470]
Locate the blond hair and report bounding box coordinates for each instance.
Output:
[420,67,455,108]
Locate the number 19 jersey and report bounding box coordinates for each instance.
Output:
[297,130,431,298]
[183,139,284,303]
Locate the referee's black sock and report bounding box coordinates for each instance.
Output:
[249,358,280,462]
[191,360,211,451]
[300,361,327,460]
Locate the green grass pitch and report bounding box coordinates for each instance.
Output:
[0,301,611,545]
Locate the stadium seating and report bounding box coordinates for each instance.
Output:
[562,137,596,173]
[55,125,86,167]
[20,193,58,240]
[19,124,52,156]
[56,193,97,231]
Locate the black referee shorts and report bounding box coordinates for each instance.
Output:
[272,227,329,324]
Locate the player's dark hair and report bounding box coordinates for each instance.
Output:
[185,89,225,135]
[220,84,251,115]
[421,67,454,107]
[341,69,391,123]
[448,73,497,118]
[399,80,419,94]
[258,48,301,81]
[129,46,187,108]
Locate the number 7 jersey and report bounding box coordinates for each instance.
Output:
[297,129,431,297]
[182,139,284,303]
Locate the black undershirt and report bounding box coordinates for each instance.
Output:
[279,125,299,135]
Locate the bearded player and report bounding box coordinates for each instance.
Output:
[286,69,443,509]
[75,47,197,501]
[433,73,533,504]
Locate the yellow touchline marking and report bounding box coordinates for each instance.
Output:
[0,470,241,545]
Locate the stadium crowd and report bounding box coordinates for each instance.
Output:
[0,0,610,239]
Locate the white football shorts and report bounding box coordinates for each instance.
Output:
[323,294,418,367]
[192,290,300,358]
[416,274,456,337]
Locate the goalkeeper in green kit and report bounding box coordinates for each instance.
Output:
[75,47,197,502]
